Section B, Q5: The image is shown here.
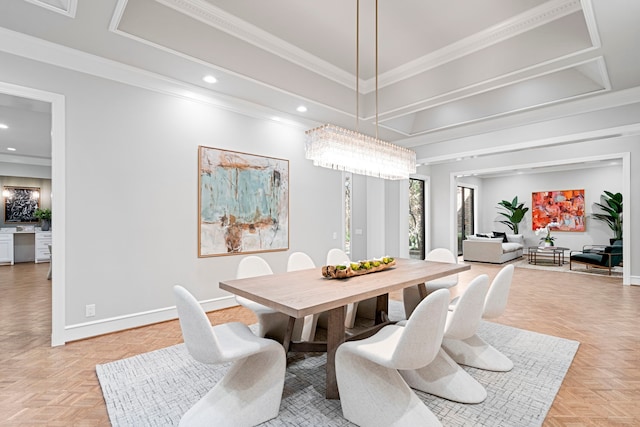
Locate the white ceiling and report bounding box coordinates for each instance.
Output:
[0,0,638,168]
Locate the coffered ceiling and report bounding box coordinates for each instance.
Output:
[0,0,639,162]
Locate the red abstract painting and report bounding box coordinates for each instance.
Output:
[532,189,585,231]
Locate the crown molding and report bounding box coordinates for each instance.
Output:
[0,26,314,131]
[0,153,51,166]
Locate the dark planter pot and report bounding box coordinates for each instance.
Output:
[41,219,50,231]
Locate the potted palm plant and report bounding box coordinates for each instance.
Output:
[592,191,622,244]
[34,208,52,231]
[496,196,529,234]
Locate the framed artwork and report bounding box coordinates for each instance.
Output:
[532,189,585,231]
[3,186,40,223]
[198,146,289,257]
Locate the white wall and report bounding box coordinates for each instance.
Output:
[0,50,344,340]
[479,165,622,250]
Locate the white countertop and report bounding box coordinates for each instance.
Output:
[0,227,48,234]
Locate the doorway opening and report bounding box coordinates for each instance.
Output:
[0,81,66,346]
[457,186,475,256]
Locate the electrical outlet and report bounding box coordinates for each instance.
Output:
[86,304,96,317]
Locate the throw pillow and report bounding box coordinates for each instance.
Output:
[492,231,508,243]
[475,233,490,238]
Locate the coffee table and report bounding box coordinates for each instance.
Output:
[528,246,569,266]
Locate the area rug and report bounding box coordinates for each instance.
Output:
[512,257,623,278]
[97,310,579,427]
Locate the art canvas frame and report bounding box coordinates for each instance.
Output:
[532,189,585,232]
[198,146,289,257]
[3,186,40,223]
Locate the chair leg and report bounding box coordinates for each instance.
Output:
[400,348,487,404]
[442,334,513,372]
[337,344,442,427]
[345,302,359,328]
[179,343,285,427]
[300,314,319,342]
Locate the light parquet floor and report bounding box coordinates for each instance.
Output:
[1,261,639,426]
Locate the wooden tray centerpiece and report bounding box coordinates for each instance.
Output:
[322,257,396,279]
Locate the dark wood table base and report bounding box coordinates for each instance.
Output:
[284,283,427,399]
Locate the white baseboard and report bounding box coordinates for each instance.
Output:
[63,295,238,343]
[630,275,640,286]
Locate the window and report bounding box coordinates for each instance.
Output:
[457,186,475,255]
[409,178,425,259]
[344,173,352,257]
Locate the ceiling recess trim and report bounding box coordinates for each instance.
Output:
[155,0,583,94]
[376,0,584,92]
[22,0,77,18]
[379,56,611,136]
[154,0,355,89]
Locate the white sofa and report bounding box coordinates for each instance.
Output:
[463,233,524,264]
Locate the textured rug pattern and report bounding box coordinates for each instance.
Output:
[97,317,579,427]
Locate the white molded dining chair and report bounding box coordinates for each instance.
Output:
[399,274,489,404]
[173,285,285,427]
[403,248,459,319]
[336,289,451,427]
[236,255,304,343]
[326,248,351,266]
[286,251,320,341]
[443,264,515,372]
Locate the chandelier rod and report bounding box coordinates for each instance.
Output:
[375,0,379,139]
[356,0,360,133]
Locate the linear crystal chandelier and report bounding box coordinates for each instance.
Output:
[305,0,416,180]
[305,124,416,180]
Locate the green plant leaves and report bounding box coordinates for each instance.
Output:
[496,196,529,234]
[592,191,622,240]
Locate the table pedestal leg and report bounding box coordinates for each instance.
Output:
[417,282,428,300]
[282,316,296,353]
[326,306,346,399]
[375,294,389,324]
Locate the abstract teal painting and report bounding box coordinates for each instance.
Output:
[198,146,289,256]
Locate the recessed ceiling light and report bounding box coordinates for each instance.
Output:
[203,75,217,84]
[296,105,307,113]
[7,147,16,151]
[0,123,8,129]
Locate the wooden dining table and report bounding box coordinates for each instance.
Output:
[219,257,470,399]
